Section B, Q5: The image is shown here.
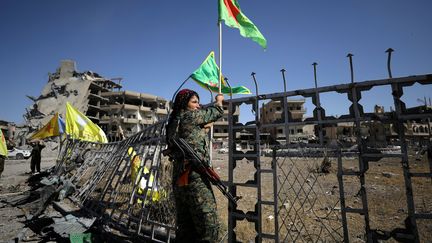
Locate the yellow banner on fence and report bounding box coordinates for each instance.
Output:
[65,102,108,143]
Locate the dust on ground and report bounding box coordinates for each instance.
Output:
[211,149,432,242]
[0,157,56,242]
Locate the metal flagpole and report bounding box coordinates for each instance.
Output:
[210,20,223,165]
[219,21,222,93]
[207,86,214,163]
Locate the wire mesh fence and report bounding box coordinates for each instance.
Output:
[274,146,344,242]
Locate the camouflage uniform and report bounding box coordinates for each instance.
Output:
[167,103,223,242]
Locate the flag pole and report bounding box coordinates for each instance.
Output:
[218,20,222,94]
[211,20,222,165]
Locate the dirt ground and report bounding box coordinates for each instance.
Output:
[0,156,57,242]
[211,150,432,243]
[0,150,431,242]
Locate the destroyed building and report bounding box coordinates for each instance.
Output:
[99,90,169,140]
[317,104,432,146]
[260,99,312,144]
[0,120,30,148]
[25,60,168,141]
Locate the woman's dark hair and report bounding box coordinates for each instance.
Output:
[166,89,199,141]
[169,89,199,119]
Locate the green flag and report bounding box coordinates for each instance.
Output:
[191,51,251,94]
[219,0,267,49]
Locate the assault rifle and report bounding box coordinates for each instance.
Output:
[169,137,240,207]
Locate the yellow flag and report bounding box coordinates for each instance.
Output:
[30,113,65,140]
[0,130,7,156]
[65,102,108,143]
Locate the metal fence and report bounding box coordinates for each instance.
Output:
[55,121,176,242]
[227,73,432,242]
[274,146,344,242]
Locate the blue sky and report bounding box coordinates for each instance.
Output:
[1,0,431,123]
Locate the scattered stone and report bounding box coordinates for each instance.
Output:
[319,157,332,173]
[354,235,366,242]
[382,172,398,178]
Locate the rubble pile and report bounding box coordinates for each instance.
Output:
[24,60,114,134]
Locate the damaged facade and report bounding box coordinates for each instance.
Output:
[259,100,432,146]
[99,90,168,140]
[319,104,432,146]
[25,60,168,142]
[260,99,313,144]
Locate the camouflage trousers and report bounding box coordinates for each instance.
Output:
[174,172,220,243]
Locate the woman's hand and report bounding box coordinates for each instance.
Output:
[215,93,224,106]
[203,122,214,129]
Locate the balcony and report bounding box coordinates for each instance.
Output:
[140,106,152,112]
[289,108,307,113]
[87,104,102,111]
[88,93,109,102]
[122,118,139,124]
[213,132,228,138]
[122,104,140,110]
[155,108,168,115]
[89,82,110,92]
[140,119,155,125]
[99,104,142,111]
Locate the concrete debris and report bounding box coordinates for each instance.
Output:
[58,178,76,200]
[382,172,398,178]
[51,214,96,237]
[40,175,60,186]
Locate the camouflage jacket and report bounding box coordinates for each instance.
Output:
[166,104,223,180]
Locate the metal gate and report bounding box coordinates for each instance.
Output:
[227,72,432,242]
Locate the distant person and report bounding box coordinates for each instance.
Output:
[30,140,45,174]
[0,130,7,178]
[166,89,224,242]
